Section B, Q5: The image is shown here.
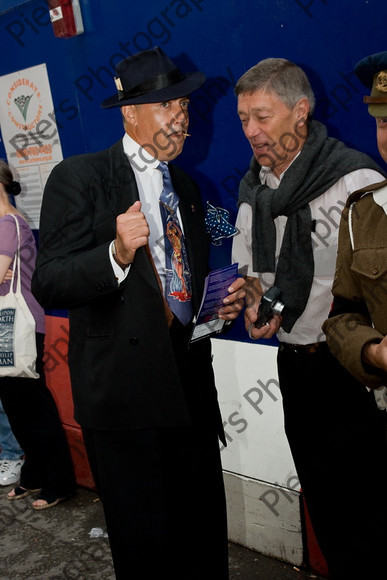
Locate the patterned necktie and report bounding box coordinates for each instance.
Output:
[158,161,193,326]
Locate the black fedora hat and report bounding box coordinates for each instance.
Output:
[101,47,205,108]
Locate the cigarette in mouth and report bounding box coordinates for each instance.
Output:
[183,133,191,137]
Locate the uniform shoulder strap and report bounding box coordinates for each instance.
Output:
[346,178,387,207]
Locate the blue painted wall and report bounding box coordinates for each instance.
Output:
[0,0,386,340]
[0,0,31,11]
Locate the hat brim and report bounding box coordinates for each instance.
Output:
[368,102,387,118]
[101,71,205,109]
[366,83,387,117]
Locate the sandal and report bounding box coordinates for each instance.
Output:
[32,491,70,511]
[7,486,42,500]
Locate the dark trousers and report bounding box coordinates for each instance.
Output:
[82,425,229,580]
[0,333,76,497]
[277,342,387,579]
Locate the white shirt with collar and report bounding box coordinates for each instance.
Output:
[110,133,183,289]
[373,183,387,215]
[232,163,384,344]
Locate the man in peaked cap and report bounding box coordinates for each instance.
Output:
[323,51,387,578]
[32,47,244,579]
[356,50,387,117]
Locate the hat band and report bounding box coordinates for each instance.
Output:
[118,68,186,101]
[364,95,387,104]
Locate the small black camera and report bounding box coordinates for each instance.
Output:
[255,286,285,328]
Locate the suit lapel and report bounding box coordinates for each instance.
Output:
[107,140,139,215]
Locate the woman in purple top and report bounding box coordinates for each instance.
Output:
[0,160,75,509]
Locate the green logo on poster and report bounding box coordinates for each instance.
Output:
[14,94,33,122]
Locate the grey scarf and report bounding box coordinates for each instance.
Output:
[238,120,385,332]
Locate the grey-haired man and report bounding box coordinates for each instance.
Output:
[232,57,386,579]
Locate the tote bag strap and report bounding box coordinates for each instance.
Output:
[9,214,22,296]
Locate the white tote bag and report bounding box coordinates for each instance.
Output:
[0,214,38,379]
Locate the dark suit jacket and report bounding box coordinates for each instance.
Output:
[32,140,223,437]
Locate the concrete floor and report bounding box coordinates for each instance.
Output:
[0,485,327,579]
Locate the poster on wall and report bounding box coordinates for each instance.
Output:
[0,63,63,229]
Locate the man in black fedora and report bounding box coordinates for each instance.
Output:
[32,47,244,579]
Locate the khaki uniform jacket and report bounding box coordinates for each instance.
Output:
[323,179,387,387]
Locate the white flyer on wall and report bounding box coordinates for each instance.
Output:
[0,63,63,228]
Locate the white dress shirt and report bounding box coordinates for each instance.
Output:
[110,133,183,288]
[373,184,387,216]
[232,164,384,344]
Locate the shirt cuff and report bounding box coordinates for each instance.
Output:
[109,241,130,284]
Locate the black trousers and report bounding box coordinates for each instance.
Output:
[277,342,387,579]
[0,333,76,497]
[82,425,229,580]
